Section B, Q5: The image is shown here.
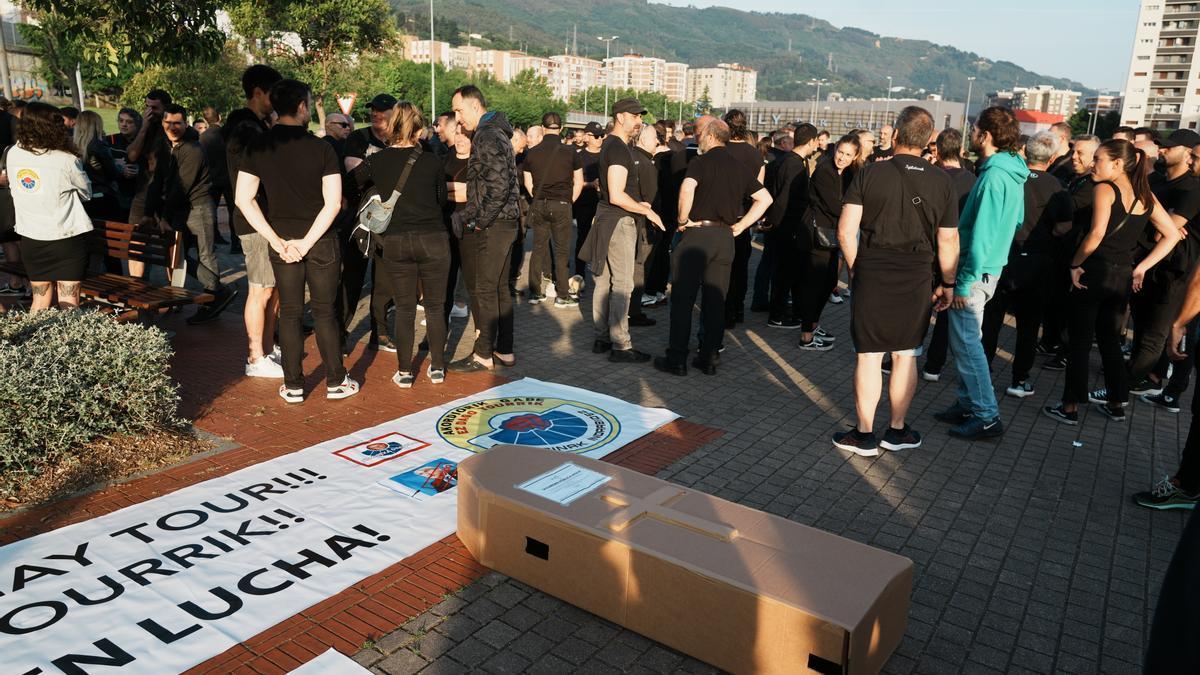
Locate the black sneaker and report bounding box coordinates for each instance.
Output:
[1006,381,1035,398]
[813,327,836,342]
[798,336,834,352]
[1035,343,1059,357]
[832,428,879,457]
[528,293,548,305]
[1133,476,1200,511]
[628,314,657,327]
[1043,356,1067,371]
[592,339,613,354]
[948,417,1004,440]
[1087,388,1129,407]
[1093,402,1126,421]
[447,356,492,372]
[609,348,651,363]
[1129,379,1163,396]
[1142,392,1181,413]
[767,318,802,329]
[880,425,922,451]
[1043,403,1078,425]
[934,402,972,424]
[554,297,579,309]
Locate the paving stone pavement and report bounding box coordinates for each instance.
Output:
[198,231,1187,673]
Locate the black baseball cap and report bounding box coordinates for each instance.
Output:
[367,93,398,111]
[1160,129,1200,149]
[583,121,606,137]
[612,98,647,116]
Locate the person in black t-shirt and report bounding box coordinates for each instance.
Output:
[653,119,771,376]
[628,125,664,327]
[225,64,284,378]
[979,131,1067,395]
[572,122,604,281]
[235,79,357,404]
[522,112,582,306]
[1118,129,1200,403]
[765,123,821,328]
[578,99,665,364]
[352,101,449,386]
[721,109,766,328]
[834,106,960,457]
[342,93,398,352]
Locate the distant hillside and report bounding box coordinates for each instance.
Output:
[391,0,1091,103]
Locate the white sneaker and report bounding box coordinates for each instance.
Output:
[544,281,557,299]
[327,375,360,400]
[450,303,469,319]
[640,293,657,306]
[416,303,425,313]
[829,293,844,305]
[921,370,940,382]
[568,274,584,297]
[246,356,284,378]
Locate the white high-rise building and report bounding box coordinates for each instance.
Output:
[550,54,604,103]
[1122,1,1200,131]
[604,54,667,95]
[685,63,757,108]
[664,62,688,102]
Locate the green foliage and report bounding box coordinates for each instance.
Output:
[224,0,394,113]
[1068,108,1121,139]
[569,86,694,121]
[391,0,1092,102]
[19,0,224,82]
[119,42,248,117]
[18,21,136,100]
[486,69,566,129]
[0,311,182,475]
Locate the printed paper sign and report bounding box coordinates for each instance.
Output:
[380,459,458,501]
[517,462,613,506]
[290,648,371,674]
[0,378,677,675]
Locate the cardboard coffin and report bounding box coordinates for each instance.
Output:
[457,445,913,675]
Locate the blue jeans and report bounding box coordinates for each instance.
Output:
[949,275,1000,421]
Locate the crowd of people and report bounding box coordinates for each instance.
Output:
[3,64,1200,512]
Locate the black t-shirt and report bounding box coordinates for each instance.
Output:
[871,146,895,162]
[522,135,582,201]
[353,146,447,235]
[635,146,659,209]
[575,148,602,207]
[443,153,470,218]
[843,153,958,254]
[199,126,228,191]
[240,124,341,240]
[223,107,271,236]
[942,166,976,213]
[599,134,643,205]
[684,146,764,225]
[1017,169,1065,246]
[344,127,387,161]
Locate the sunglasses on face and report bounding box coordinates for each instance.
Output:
[333,122,350,128]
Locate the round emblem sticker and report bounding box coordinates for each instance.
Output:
[15,168,39,193]
[437,396,620,454]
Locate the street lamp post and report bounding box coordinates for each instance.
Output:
[885,76,892,117]
[807,78,827,122]
[597,35,619,117]
[962,76,976,149]
[429,0,436,117]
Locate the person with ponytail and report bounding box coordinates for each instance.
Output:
[1044,139,1181,424]
[720,109,765,328]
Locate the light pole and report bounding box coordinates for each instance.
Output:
[885,76,892,117]
[429,0,436,117]
[962,76,976,147]
[597,35,619,117]
[807,78,827,122]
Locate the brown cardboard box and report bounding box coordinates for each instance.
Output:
[457,445,913,675]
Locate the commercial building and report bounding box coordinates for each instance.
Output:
[731,99,966,135]
[986,85,1081,118]
[1082,93,1124,115]
[1122,1,1200,131]
[686,63,757,108]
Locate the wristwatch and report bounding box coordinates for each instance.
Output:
[940,280,956,289]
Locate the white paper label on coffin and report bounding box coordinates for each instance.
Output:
[0,378,677,675]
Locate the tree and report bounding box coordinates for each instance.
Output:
[119,42,248,118]
[20,0,224,105]
[225,0,394,123]
[696,86,713,116]
[486,69,564,129]
[1067,108,1120,139]
[569,86,694,121]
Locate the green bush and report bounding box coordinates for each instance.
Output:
[0,311,182,474]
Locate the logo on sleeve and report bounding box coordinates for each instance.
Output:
[15,169,40,193]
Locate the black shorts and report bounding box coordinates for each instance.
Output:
[19,233,90,282]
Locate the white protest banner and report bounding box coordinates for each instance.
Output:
[0,378,677,675]
[290,649,370,674]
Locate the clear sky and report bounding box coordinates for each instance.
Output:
[656,0,1138,91]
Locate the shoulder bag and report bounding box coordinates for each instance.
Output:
[351,147,422,257]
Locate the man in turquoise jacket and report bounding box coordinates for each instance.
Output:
[935,106,1029,440]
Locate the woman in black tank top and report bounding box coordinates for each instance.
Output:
[1045,139,1180,424]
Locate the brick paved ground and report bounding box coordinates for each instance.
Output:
[4,228,1191,673]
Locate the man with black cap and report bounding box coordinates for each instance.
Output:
[1093,128,1200,405]
[573,121,605,284]
[579,99,664,363]
[342,92,398,352]
[654,119,772,376]
[523,111,583,307]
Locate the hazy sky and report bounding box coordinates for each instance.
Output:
[656,0,1138,91]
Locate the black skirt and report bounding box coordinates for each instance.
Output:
[19,233,90,282]
[850,248,935,353]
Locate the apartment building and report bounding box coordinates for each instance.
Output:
[1122,1,1200,130]
[685,63,758,108]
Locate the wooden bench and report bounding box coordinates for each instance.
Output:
[0,219,213,322]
